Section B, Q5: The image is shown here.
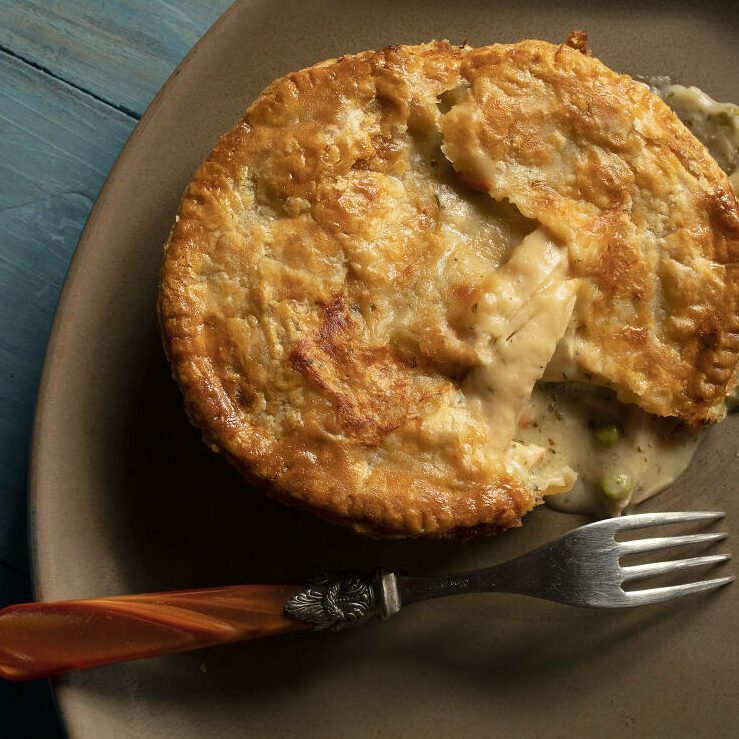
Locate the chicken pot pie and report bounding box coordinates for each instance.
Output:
[159,37,739,537]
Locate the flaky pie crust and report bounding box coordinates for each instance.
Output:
[159,40,739,537]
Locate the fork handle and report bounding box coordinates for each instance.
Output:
[0,584,308,681]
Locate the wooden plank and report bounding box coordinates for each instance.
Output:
[0,0,232,116]
[0,50,135,572]
[0,5,229,730]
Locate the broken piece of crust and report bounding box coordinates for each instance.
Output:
[442,39,739,423]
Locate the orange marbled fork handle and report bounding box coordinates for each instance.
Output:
[0,584,308,681]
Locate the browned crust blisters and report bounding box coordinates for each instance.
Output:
[160,40,739,537]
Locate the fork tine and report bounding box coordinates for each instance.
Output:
[620,576,735,606]
[618,532,727,556]
[605,511,725,531]
[621,554,731,582]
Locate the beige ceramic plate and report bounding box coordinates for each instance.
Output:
[31,1,738,737]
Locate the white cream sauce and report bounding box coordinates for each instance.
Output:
[464,228,576,452]
[527,78,737,517]
[424,75,735,517]
[519,384,702,516]
[647,77,739,190]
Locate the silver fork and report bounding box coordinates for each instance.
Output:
[286,511,733,628]
[0,512,732,680]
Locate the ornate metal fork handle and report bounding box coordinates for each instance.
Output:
[284,566,541,630]
[285,511,733,629]
[284,570,494,630]
[284,571,400,630]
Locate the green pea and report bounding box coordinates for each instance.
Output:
[600,472,633,501]
[594,423,621,447]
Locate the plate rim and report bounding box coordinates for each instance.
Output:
[24,3,739,736]
[26,0,249,732]
[28,0,247,599]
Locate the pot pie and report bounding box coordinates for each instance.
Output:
[159,36,739,537]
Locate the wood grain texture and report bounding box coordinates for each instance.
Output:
[0,50,135,576]
[0,0,232,116]
[0,1,231,733]
[0,0,230,580]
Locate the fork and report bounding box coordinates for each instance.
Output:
[0,512,731,681]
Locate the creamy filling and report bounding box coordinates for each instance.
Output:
[531,78,737,516]
[433,76,737,516]
[446,76,737,516]
[462,228,578,493]
[518,384,702,516]
[464,228,576,452]
[463,228,576,494]
[646,77,739,190]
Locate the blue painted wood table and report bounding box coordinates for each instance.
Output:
[0,2,232,735]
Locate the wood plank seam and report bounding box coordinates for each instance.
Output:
[0,42,140,121]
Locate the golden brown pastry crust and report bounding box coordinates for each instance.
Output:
[160,40,739,537]
[160,42,538,537]
[442,40,739,423]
